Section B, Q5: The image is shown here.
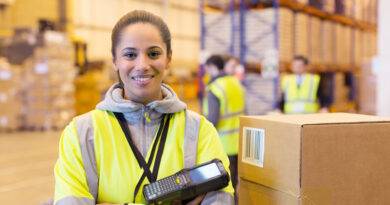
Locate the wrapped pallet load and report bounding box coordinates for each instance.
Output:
[24,31,76,130]
[245,8,293,64]
[308,16,322,66]
[294,13,309,58]
[321,20,335,67]
[0,58,22,131]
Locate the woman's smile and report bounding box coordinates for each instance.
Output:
[130,73,155,86]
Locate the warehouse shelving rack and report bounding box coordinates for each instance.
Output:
[200,0,377,70]
[199,0,377,112]
[199,0,281,110]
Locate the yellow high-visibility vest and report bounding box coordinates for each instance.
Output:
[203,76,245,155]
[54,109,234,204]
[282,74,320,114]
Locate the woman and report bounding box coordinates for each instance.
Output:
[54,10,234,205]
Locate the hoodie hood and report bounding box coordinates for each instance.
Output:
[96,83,187,123]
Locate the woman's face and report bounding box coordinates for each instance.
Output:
[114,23,170,104]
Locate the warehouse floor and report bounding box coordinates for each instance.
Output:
[0,131,60,205]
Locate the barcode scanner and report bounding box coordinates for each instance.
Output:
[143,159,230,204]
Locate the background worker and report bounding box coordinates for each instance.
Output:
[280,55,330,114]
[202,54,245,204]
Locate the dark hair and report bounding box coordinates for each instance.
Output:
[205,55,225,71]
[293,55,309,65]
[111,10,172,59]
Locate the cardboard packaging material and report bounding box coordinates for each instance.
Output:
[0,114,20,130]
[239,179,299,205]
[239,113,390,205]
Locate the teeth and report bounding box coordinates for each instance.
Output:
[132,76,153,82]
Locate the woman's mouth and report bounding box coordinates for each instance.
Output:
[131,75,154,86]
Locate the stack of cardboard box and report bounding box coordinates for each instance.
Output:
[322,0,335,13]
[353,0,364,21]
[344,0,355,18]
[362,0,377,24]
[330,72,352,112]
[203,12,232,55]
[335,24,352,69]
[245,8,293,64]
[321,21,335,66]
[296,0,308,4]
[278,8,294,63]
[294,13,309,58]
[242,73,278,115]
[239,113,390,205]
[345,27,353,68]
[308,16,322,65]
[353,29,363,67]
[24,31,76,129]
[0,59,22,131]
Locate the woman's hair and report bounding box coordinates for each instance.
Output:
[111,10,172,59]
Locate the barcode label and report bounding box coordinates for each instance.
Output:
[242,127,265,167]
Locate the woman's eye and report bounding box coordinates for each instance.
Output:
[148,51,161,59]
[124,52,137,59]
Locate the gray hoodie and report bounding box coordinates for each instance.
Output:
[96,83,187,157]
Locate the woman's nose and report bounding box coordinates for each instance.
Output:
[134,54,151,70]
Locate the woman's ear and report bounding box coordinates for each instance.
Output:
[112,58,119,71]
[165,55,171,70]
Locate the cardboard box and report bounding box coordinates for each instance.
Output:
[239,179,299,205]
[239,113,390,205]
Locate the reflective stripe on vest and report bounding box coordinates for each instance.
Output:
[282,74,320,114]
[75,113,98,202]
[71,109,200,203]
[203,76,245,155]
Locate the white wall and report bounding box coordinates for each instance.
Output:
[377,0,390,116]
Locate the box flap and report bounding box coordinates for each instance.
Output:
[241,113,390,125]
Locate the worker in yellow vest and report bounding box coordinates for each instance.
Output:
[54,11,234,205]
[202,55,245,204]
[280,55,329,114]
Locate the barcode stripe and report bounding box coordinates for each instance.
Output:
[243,127,265,167]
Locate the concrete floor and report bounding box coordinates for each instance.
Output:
[0,131,60,205]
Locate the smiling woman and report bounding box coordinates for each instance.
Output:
[111,11,172,105]
[114,23,168,105]
[53,10,234,205]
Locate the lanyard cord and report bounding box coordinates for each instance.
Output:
[113,112,172,203]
